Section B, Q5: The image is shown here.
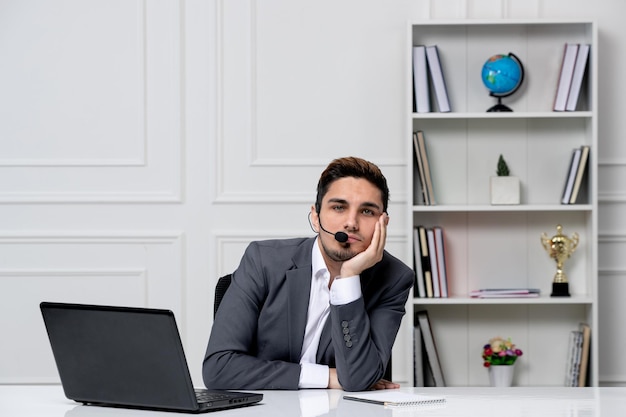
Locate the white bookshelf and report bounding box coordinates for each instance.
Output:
[403,20,598,387]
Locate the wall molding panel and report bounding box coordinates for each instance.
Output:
[0,231,184,383]
[215,0,408,204]
[0,0,182,203]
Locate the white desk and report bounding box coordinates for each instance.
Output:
[1,385,625,416]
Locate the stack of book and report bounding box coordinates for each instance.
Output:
[561,145,590,204]
[413,225,448,298]
[553,43,591,112]
[412,45,451,113]
[414,310,445,387]
[469,288,540,298]
[412,131,436,205]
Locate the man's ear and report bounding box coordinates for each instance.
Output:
[310,205,320,231]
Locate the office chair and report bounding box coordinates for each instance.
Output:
[214,274,232,315]
[212,272,392,380]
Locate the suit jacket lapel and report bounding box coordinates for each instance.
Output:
[286,239,315,363]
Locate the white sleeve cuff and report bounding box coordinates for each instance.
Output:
[329,275,361,305]
[299,363,329,389]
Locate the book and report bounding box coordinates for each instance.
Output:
[343,391,446,407]
[412,227,426,298]
[412,45,431,113]
[566,44,590,111]
[425,45,451,112]
[565,330,582,387]
[416,310,445,386]
[561,147,582,204]
[578,322,591,387]
[470,288,540,298]
[569,145,590,204]
[416,131,436,205]
[426,228,441,297]
[553,43,579,111]
[413,132,430,205]
[433,226,448,298]
[417,226,433,297]
[413,323,424,387]
[572,331,583,385]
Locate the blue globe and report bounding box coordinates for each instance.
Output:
[481,54,523,96]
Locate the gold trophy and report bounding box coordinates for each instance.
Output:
[541,224,579,297]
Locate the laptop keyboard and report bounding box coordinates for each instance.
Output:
[195,389,238,404]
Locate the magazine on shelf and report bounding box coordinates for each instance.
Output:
[470,288,540,298]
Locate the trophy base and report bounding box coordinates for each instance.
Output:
[551,282,571,297]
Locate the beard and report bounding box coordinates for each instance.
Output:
[320,239,357,262]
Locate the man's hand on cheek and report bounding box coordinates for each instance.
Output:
[339,214,388,277]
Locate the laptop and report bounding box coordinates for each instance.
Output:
[40,301,263,413]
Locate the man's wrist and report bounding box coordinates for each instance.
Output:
[299,363,329,388]
[329,275,360,305]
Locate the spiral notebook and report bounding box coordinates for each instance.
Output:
[343,391,446,407]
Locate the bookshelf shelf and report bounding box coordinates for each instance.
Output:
[403,19,598,388]
[414,295,594,305]
[411,204,593,212]
[413,111,593,119]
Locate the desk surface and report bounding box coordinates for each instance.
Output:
[1,385,625,417]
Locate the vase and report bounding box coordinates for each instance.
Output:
[490,176,520,205]
[489,364,515,387]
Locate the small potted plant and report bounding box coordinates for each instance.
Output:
[482,336,523,387]
[490,154,520,205]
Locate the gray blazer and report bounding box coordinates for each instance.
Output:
[202,237,414,391]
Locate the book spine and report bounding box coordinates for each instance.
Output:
[413,323,424,387]
[416,131,436,205]
[565,44,590,111]
[433,226,448,298]
[578,323,591,387]
[413,46,431,113]
[418,226,433,298]
[413,227,427,298]
[561,147,582,204]
[413,132,430,205]
[425,45,451,112]
[416,310,445,387]
[569,145,590,204]
[426,228,440,298]
[553,43,579,111]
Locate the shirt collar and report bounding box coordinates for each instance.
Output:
[311,237,328,280]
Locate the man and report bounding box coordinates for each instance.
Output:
[202,157,414,391]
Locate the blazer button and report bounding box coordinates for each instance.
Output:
[346,341,353,348]
[344,334,351,342]
[342,327,350,334]
[341,320,349,328]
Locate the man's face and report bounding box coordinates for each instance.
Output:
[311,177,385,263]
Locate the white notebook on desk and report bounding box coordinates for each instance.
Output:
[343,391,446,407]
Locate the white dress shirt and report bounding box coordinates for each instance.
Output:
[298,238,361,388]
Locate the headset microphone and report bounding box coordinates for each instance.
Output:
[309,212,349,243]
[320,223,349,243]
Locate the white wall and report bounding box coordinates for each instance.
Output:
[1,0,624,386]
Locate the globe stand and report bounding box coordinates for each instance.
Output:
[487,96,513,112]
[482,52,525,113]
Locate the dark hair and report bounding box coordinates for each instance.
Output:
[315,157,389,213]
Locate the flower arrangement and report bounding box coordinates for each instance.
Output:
[482,336,523,367]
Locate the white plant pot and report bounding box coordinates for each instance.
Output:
[490,176,520,205]
[489,364,515,387]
